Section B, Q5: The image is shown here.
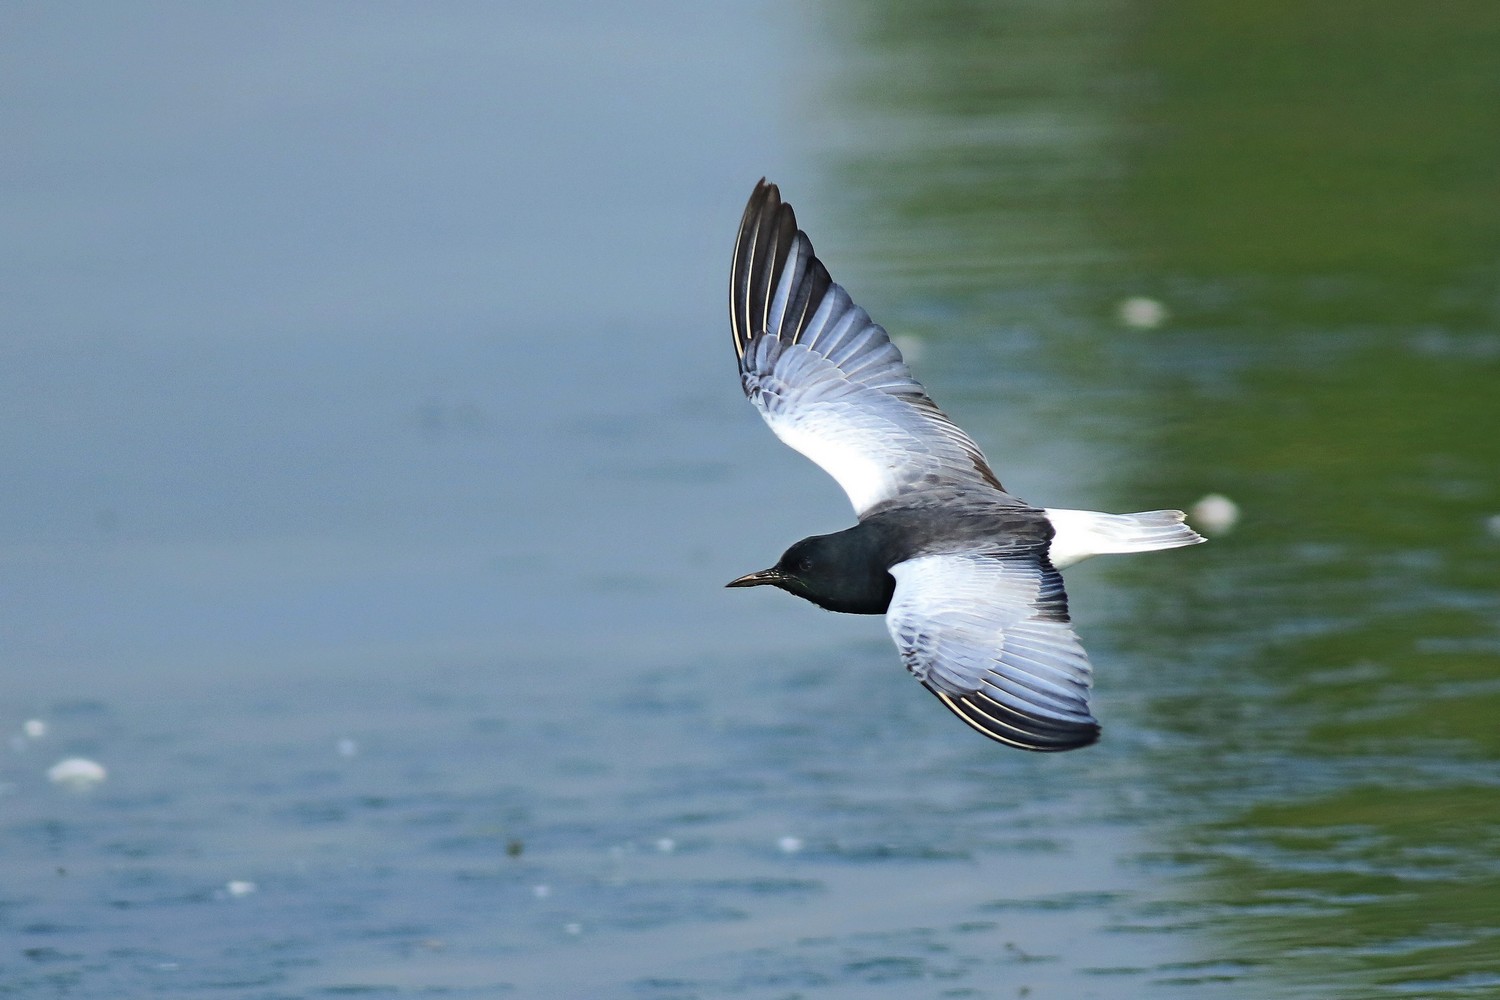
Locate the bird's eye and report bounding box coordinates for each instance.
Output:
[798,557,814,574]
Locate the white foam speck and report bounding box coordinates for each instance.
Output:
[336,738,358,758]
[532,884,552,899]
[655,837,676,854]
[777,836,803,854]
[47,757,107,790]
[564,922,583,935]
[1484,514,1500,539]
[1190,493,1240,536]
[225,880,258,897]
[1118,296,1169,329]
[11,719,49,752]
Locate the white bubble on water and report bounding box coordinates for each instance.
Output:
[47,757,107,790]
[1190,493,1241,536]
[777,836,803,854]
[1118,296,1169,329]
[225,880,258,897]
[11,719,50,753]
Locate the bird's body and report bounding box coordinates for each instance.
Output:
[737,495,1052,616]
[725,180,1204,752]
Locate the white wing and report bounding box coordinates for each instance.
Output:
[887,553,1099,751]
[730,180,1011,517]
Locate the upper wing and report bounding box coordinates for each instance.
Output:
[886,552,1100,751]
[730,179,1010,517]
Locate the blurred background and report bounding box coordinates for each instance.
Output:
[3,2,1498,997]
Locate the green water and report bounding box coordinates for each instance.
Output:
[819,2,1500,995]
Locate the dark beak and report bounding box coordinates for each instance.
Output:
[726,568,782,588]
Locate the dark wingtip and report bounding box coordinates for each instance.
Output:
[731,181,778,360]
[925,685,1100,752]
[729,179,837,360]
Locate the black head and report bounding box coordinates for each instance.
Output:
[726,531,893,615]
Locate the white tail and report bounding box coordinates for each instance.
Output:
[1043,508,1206,569]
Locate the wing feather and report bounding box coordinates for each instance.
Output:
[887,553,1099,751]
[730,180,1009,516]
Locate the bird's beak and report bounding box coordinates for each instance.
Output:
[725,568,782,588]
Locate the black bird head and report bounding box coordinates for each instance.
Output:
[726,533,893,615]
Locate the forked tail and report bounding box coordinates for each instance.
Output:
[1043,508,1206,569]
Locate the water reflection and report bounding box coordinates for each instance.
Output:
[821,0,1500,996]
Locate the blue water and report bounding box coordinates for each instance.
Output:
[5,4,1499,998]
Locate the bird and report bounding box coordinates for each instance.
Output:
[724,180,1205,752]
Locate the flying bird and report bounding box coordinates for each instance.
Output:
[725,180,1204,751]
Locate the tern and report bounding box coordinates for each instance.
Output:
[725,180,1204,751]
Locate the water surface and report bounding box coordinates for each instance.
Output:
[3,3,1498,997]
